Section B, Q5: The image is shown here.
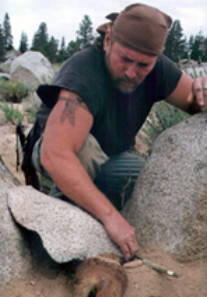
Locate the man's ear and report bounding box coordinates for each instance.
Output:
[103,27,113,52]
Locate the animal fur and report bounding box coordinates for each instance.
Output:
[73,254,128,297]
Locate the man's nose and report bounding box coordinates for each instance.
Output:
[125,64,138,80]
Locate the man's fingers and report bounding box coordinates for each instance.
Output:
[121,243,131,260]
[102,211,139,260]
[193,78,205,107]
[192,77,207,110]
[128,240,139,258]
[187,91,193,103]
[202,78,207,110]
[121,237,139,260]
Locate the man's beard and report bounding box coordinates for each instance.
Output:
[112,77,141,94]
[105,52,141,94]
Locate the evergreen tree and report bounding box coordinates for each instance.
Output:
[190,31,205,62]
[3,13,13,50]
[31,22,49,57]
[67,38,81,58]
[19,32,28,53]
[164,20,186,62]
[0,24,6,61]
[76,15,94,49]
[57,37,68,62]
[188,35,194,59]
[203,37,207,62]
[46,36,59,63]
[66,15,95,58]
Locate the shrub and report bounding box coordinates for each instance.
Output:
[0,103,24,124]
[138,101,190,155]
[0,79,33,103]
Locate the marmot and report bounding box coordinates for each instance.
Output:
[73,254,128,297]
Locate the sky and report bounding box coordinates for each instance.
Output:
[1,0,207,49]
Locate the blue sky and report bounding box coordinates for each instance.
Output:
[1,0,207,48]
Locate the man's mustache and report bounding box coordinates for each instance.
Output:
[119,77,139,84]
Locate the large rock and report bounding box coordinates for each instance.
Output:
[0,158,32,286]
[10,51,54,88]
[124,112,207,261]
[0,180,32,286]
[8,186,119,263]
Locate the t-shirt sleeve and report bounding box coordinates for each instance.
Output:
[36,48,105,117]
[153,54,182,100]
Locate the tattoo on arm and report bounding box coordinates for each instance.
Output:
[59,96,88,125]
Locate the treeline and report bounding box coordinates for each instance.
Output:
[0,13,13,61]
[1,13,207,64]
[164,20,207,63]
[0,13,94,63]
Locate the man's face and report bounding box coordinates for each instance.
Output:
[104,35,158,93]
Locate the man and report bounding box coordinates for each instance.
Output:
[28,3,207,260]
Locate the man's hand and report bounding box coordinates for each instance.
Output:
[188,76,207,112]
[102,210,139,260]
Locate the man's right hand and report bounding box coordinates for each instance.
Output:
[102,210,139,260]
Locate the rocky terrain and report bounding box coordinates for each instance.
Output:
[0,51,207,297]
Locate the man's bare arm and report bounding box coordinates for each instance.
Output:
[40,89,139,259]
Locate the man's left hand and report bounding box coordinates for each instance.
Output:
[189,76,207,112]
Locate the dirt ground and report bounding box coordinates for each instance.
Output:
[1,245,207,297]
[0,123,207,297]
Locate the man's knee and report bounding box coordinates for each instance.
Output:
[78,134,109,179]
[95,151,145,210]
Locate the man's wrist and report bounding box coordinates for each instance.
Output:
[99,207,122,226]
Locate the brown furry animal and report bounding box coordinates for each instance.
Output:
[73,254,128,297]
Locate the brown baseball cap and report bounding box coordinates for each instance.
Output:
[108,3,172,56]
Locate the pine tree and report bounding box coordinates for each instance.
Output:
[67,14,95,58]
[190,31,205,62]
[67,38,81,58]
[19,32,28,53]
[3,13,13,50]
[203,37,207,62]
[57,37,68,62]
[0,24,6,61]
[164,20,186,62]
[46,36,59,63]
[76,15,94,49]
[188,35,194,59]
[31,22,49,57]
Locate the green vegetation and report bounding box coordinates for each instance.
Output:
[30,15,94,63]
[0,24,6,62]
[19,32,28,53]
[138,101,190,155]
[25,106,38,123]
[0,13,13,62]
[0,103,24,124]
[164,20,186,62]
[3,13,13,51]
[0,79,33,103]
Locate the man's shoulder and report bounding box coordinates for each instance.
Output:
[62,46,104,72]
[155,54,179,69]
[146,54,182,100]
[148,54,181,80]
